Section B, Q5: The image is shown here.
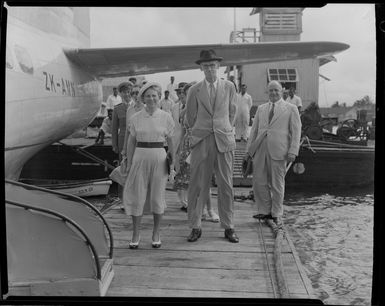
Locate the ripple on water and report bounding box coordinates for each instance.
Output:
[284,191,373,306]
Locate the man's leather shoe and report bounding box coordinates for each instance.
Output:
[273,217,283,227]
[224,229,239,243]
[187,228,202,242]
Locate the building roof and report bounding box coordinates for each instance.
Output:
[250,7,305,15]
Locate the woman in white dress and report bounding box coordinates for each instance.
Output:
[122,82,175,249]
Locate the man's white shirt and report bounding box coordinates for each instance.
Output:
[106,94,122,109]
[204,78,219,100]
[287,94,302,107]
[159,98,174,113]
[167,83,178,102]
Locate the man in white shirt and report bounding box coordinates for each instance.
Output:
[106,87,122,110]
[234,84,253,142]
[167,76,178,102]
[286,87,302,112]
[159,90,174,113]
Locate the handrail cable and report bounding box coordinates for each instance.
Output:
[303,138,370,149]
[5,179,114,258]
[256,219,278,298]
[57,141,115,171]
[6,199,101,280]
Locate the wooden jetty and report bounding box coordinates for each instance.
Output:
[98,188,315,299]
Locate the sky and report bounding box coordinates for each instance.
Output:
[91,5,376,107]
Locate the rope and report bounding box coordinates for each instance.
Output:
[265,219,290,298]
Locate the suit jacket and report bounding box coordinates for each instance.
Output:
[185,79,237,153]
[246,99,301,160]
[111,102,128,152]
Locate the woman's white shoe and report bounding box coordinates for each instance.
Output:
[129,236,140,249]
[152,233,161,248]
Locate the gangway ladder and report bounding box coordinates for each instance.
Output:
[5,179,115,296]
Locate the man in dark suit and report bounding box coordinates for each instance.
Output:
[185,49,239,243]
[111,81,133,202]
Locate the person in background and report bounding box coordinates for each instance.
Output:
[121,87,144,158]
[95,109,113,145]
[159,90,174,114]
[185,49,239,243]
[141,80,148,87]
[112,81,133,203]
[229,75,238,92]
[96,102,108,118]
[129,77,137,86]
[167,76,178,102]
[122,82,175,249]
[171,82,187,179]
[287,87,302,113]
[244,80,301,225]
[106,87,122,110]
[234,84,252,142]
[282,89,289,101]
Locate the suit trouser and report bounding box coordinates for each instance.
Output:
[252,139,286,218]
[187,133,234,229]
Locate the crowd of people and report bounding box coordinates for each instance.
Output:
[98,49,302,249]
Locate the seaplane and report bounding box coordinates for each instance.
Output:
[3,5,349,297]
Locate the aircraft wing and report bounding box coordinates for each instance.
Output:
[64,41,349,78]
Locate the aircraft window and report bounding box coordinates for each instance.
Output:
[14,45,34,74]
[6,46,14,69]
[267,68,298,82]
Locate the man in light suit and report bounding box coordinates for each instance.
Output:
[245,80,302,225]
[185,49,239,243]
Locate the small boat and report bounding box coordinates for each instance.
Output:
[19,178,113,197]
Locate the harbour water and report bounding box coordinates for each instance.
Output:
[283,188,374,306]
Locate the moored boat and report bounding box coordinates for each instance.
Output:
[19,178,113,197]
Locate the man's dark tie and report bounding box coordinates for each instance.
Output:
[209,83,215,107]
[268,102,275,123]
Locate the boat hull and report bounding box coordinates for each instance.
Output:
[20,140,374,191]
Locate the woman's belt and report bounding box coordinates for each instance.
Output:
[136,142,164,148]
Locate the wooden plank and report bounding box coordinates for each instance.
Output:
[113,249,270,271]
[109,266,274,293]
[107,287,275,298]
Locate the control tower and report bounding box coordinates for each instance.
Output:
[229,7,335,110]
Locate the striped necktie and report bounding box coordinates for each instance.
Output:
[209,83,215,107]
[268,102,275,123]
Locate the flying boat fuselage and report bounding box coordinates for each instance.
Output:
[5,7,102,179]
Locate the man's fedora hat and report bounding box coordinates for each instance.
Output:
[175,82,188,93]
[195,49,223,65]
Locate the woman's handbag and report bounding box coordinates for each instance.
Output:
[109,158,129,186]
